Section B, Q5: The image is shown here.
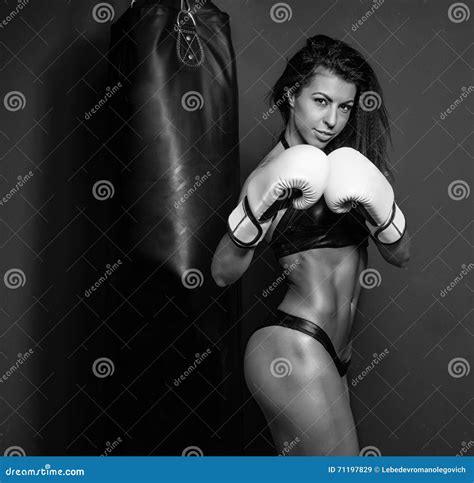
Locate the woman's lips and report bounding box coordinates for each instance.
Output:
[313,128,333,141]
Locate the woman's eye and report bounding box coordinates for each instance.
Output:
[314,98,326,105]
[340,105,352,113]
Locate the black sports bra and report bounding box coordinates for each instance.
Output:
[269,132,370,258]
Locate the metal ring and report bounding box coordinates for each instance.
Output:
[176,9,196,28]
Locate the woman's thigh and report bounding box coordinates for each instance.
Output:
[244,326,359,456]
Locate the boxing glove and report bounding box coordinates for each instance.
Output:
[228,144,330,248]
[324,147,406,244]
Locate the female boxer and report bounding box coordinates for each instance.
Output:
[211,35,410,456]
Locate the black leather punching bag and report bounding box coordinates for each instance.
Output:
[105,0,243,455]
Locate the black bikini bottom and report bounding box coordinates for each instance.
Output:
[250,309,351,377]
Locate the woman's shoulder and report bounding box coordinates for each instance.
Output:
[239,138,289,241]
[238,138,286,203]
[254,138,286,170]
[239,139,285,197]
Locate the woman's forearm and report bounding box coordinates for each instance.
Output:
[211,233,255,286]
[373,228,411,268]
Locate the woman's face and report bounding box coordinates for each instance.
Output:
[288,68,356,148]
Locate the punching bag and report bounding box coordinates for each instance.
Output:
[105,0,243,455]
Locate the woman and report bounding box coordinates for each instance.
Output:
[211,35,410,456]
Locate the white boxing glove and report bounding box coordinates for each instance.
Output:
[324,147,406,244]
[228,144,330,248]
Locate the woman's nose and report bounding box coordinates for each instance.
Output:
[324,108,337,129]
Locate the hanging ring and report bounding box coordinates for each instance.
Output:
[176,8,196,29]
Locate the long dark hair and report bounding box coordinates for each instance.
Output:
[269,34,393,182]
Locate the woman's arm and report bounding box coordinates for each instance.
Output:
[373,228,411,268]
[211,168,257,287]
[211,233,255,286]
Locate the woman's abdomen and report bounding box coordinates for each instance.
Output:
[276,245,367,356]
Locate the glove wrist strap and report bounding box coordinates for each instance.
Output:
[227,197,267,248]
[367,202,406,245]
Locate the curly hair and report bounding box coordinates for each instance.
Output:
[268,34,393,182]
